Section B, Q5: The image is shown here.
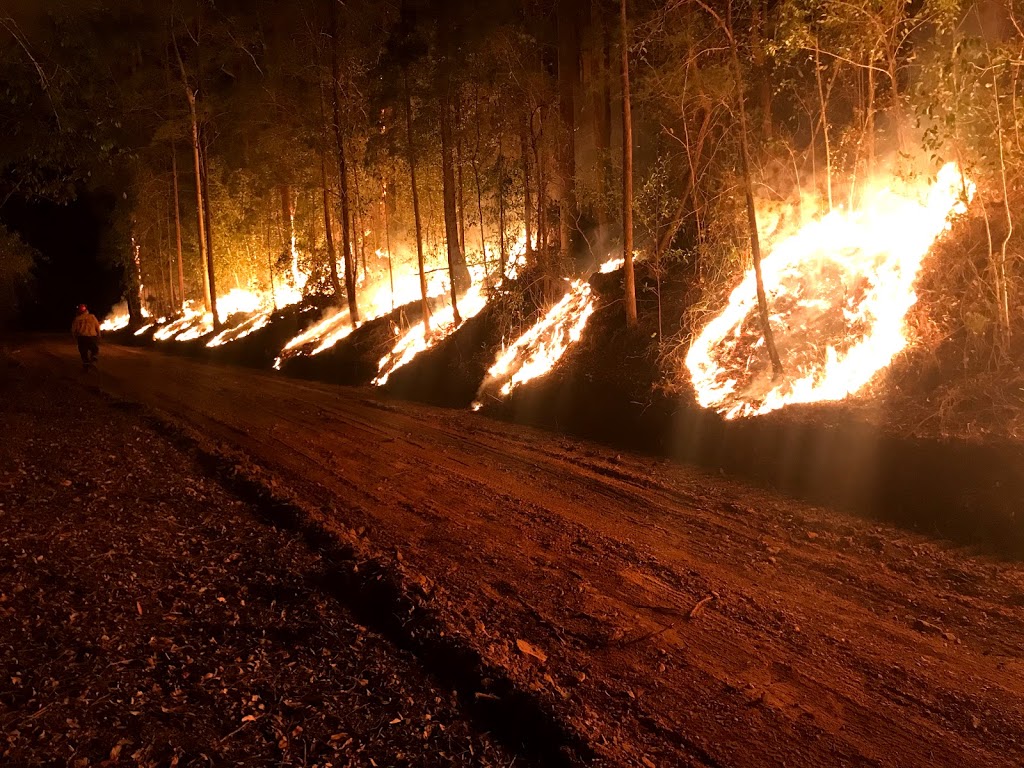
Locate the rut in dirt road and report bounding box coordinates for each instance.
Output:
[21,339,1024,768]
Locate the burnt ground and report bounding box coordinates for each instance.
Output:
[0,351,529,767]
[10,337,1024,767]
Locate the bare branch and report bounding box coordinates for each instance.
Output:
[0,16,61,129]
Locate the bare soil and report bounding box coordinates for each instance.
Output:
[10,338,1024,767]
[0,348,526,767]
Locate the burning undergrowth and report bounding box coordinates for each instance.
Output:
[473,258,624,409]
[277,295,438,386]
[686,163,975,419]
[479,261,685,437]
[380,270,556,408]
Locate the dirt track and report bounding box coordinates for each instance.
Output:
[21,339,1024,767]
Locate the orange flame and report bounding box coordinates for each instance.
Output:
[372,238,529,386]
[685,162,975,419]
[472,256,624,408]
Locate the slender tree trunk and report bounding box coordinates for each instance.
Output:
[520,114,534,264]
[440,83,471,320]
[813,42,833,210]
[655,177,691,260]
[866,50,876,177]
[199,131,220,330]
[404,69,430,334]
[181,77,211,312]
[751,0,772,137]
[456,89,467,256]
[727,5,781,375]
[266,201,277,310]
[536,136,546,266]
[993,70,1013,341]
[163,200,175,312]
[190,108,212,314]
[498,138,508,276]
[128,219,144,324]
[382,174,394,311]
[352,152,367,281]
[532,107,546,280]
[154,203,167,315]
[620,0,637,327]
[280,183,295,273]
[330,0,360,322]
[887,56,903,154]
[473,84,488,282]
[557,0,580,266]
[597,17,613,244]
[318,76,343,302]
[306,190,318,279]
[321,150,343,302]
[171,143,186,310]
[173,33,213,315]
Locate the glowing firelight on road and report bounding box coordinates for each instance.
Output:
[685,162,975,419]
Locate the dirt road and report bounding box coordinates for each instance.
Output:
[0,348,523,767]
[21,339,1024,767]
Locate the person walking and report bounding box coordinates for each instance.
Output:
[71,304,101,370]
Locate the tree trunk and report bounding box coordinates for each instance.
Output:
[557,0,580,265]
[127,219,144,324]
[498,138,508,276]
[456,88,467,256]
[440,83,471,318]
[190,106,212,315]
[620,0,637,327]
[171,142,186,310]
[351,152,367,281]
[330,0,360,322]
[163,199,175,313]
[280,183,295,277]
[866,50,875,177]
[726,4,781,376]
[382,174,395,312]
[473,84,488,282]
[266,201,277,310]
[751,0,772,138]
[404,69,430,335]
[813,42,833,210]
[655,177,691,261]
[173,33,213,315]
[520,114,534,264]
[318,75,343,303]
[321,150,343,302]
[199,131,220,331]
[532,107,546,276]
[887,51,903,155]
[594,10,612,245]
[180,71,212,313]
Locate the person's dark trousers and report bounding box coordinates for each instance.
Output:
[77,336,99,365]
